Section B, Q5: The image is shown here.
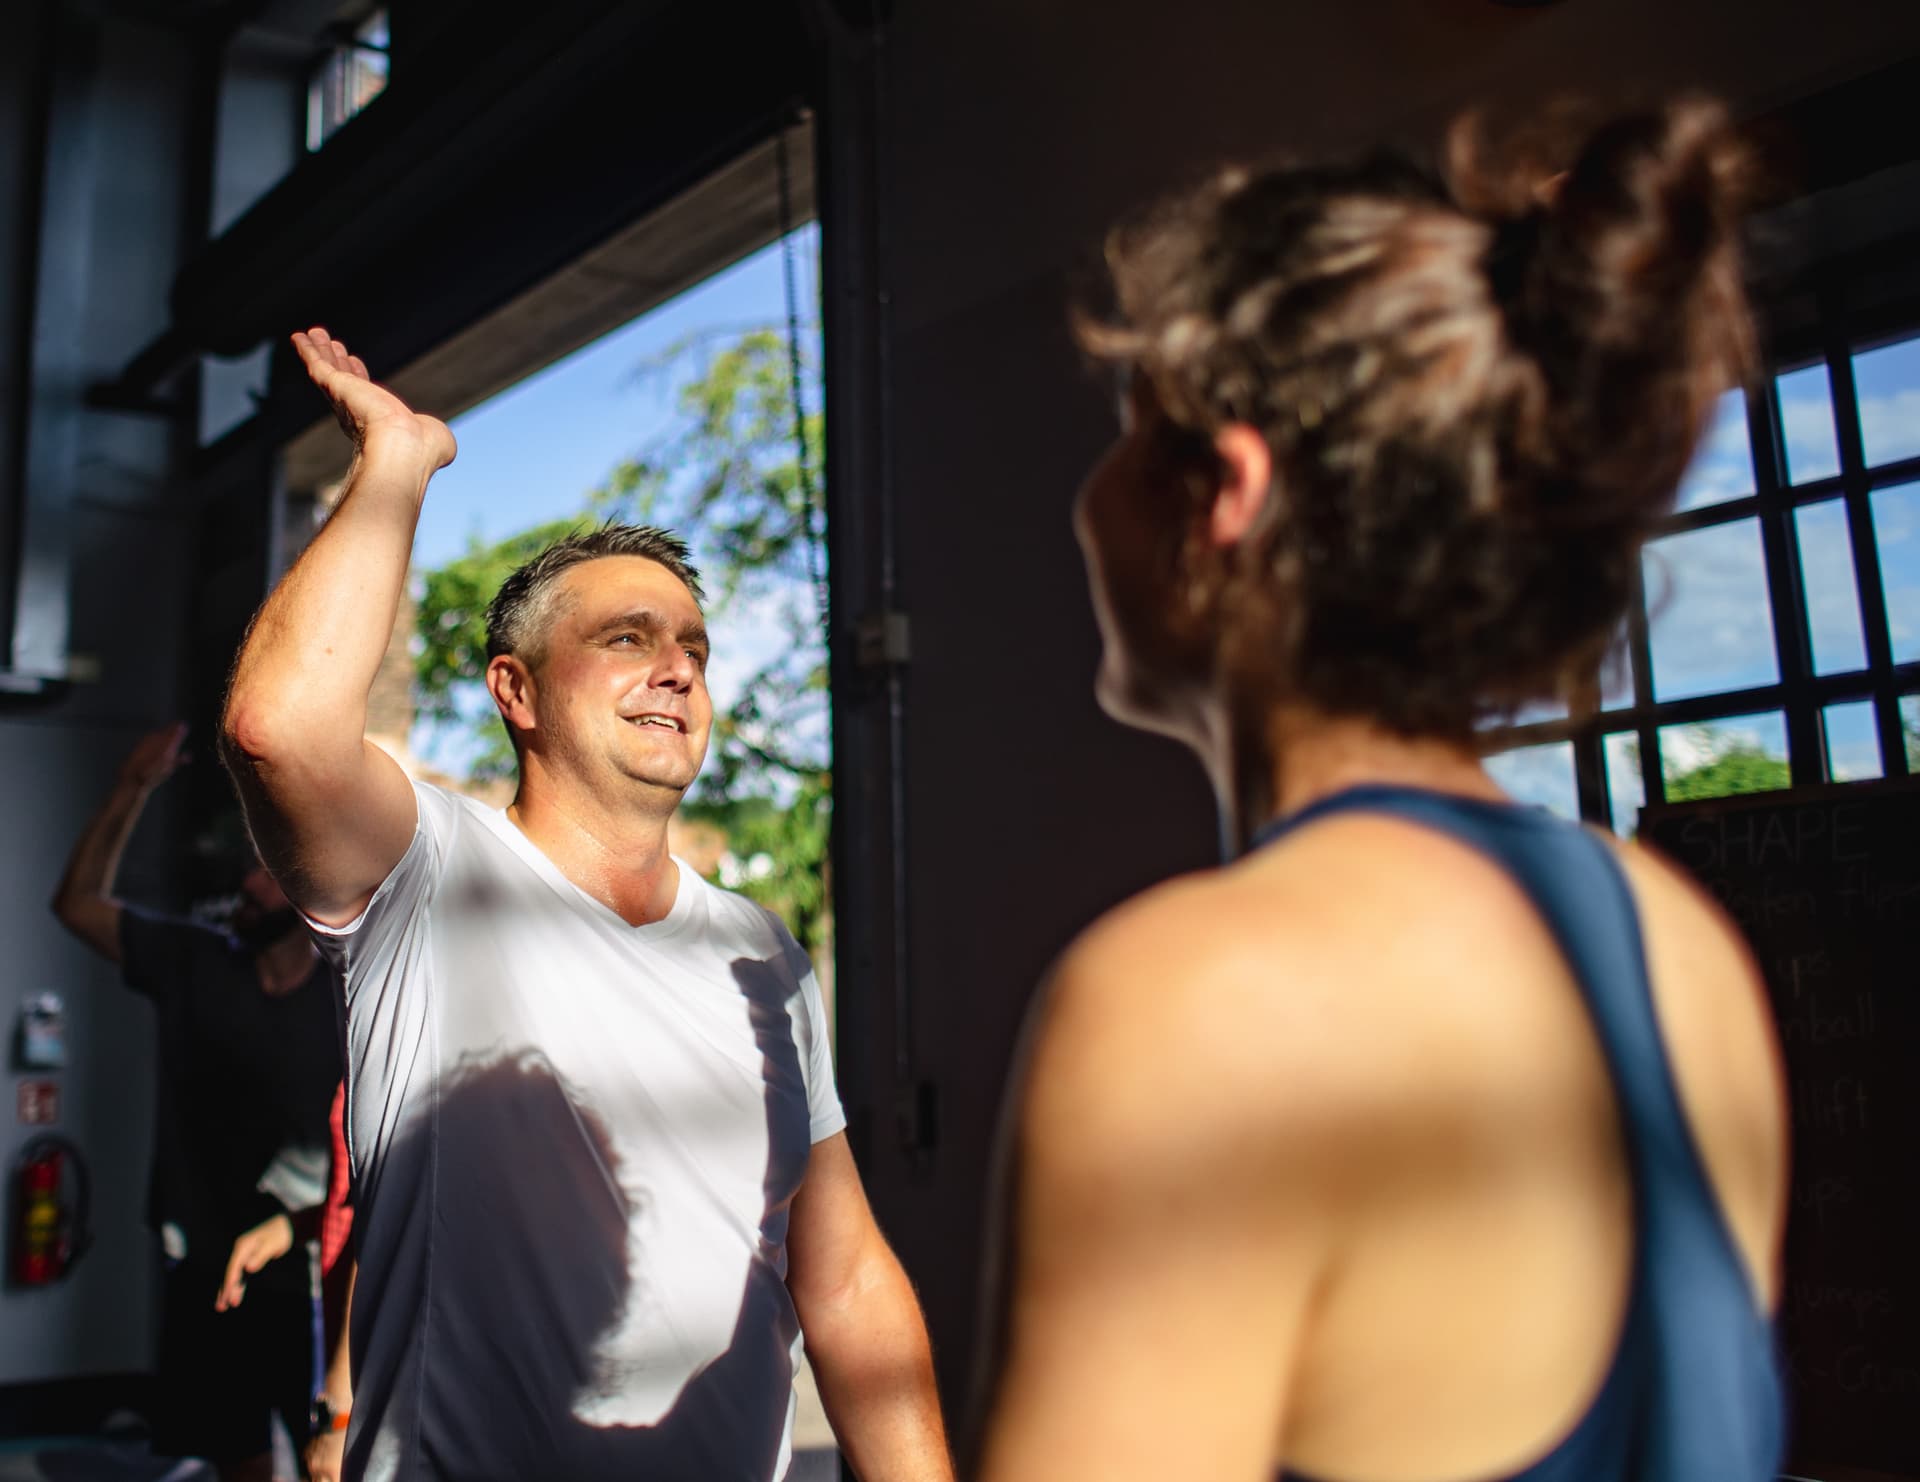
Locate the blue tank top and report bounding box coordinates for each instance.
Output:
[1259,786,1784,1482]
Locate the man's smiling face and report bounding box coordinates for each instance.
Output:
[529,554,714,798]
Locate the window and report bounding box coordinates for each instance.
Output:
[1484,321,1920,828]
[307,10,390,152]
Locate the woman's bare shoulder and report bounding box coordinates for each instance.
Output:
[1018,863,1407,1189]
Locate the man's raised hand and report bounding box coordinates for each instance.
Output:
[292,328,456,475]
[118,722,189,794]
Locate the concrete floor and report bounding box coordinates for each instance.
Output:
[0,1356,839,1481]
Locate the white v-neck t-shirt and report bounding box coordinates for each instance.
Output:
[311,779,844,1482]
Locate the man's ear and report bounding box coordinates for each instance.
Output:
[486,654,537,733]
[1209,423,1273,547]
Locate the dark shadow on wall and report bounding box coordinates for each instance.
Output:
[345,954,815,1482]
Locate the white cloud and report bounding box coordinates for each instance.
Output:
[1857,387,1920,468]
[1871,483,1920,662]
[1794,503,1867,673]
[1656,714,1786,775]
[1643,522,1778,700]
[1484,742,1578,820]
[1778,387,1840,483]
[1675,392,1753,510]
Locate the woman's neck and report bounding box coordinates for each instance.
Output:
[1207,702,1502,856]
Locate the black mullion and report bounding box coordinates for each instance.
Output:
[1571,728,1608,827]
[1624,550,1663,808]
[1826,322,1906,775]
[1760,500,1820,779]
[1743,365,1821,781]
[1663,492,1763,536]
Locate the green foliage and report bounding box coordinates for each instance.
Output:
[1662,734,1792,803]
[411,318,833,954]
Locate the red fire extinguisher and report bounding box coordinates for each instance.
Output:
[10,1135,90,1286]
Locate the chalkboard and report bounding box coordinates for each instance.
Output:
[1641,779,1920,1479]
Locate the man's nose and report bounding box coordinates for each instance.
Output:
[653,646,696,690]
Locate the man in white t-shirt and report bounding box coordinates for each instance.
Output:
[220,328,952,1482]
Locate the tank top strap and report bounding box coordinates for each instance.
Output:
[1255,785,1782,1481]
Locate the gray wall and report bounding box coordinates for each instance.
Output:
[0,5,205,1385]
[855,0,1920,1412]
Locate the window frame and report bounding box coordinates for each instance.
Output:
[1482,282,1920,831]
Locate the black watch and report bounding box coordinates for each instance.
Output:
[311,1394,350,1435]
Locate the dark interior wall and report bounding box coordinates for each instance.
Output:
[858,0,1920,1415]
[0,2,213,1385]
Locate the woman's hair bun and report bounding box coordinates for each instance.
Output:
[1451,98,1760,525]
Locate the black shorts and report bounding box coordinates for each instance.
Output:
[151,1257,317,1463]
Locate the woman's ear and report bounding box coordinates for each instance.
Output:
[1209,423,1273,547]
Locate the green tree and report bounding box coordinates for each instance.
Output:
[413,326,832,956]
[1661,726,1791,803]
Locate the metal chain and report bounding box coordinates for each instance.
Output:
[776,125,830,636]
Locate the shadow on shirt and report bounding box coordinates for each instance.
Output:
[346,954,813,1482]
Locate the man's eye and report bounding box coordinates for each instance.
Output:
[685,648,708,667]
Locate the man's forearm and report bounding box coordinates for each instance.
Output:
[324,1262,356,1407]
[52,777,149,914]
[804,1251,953,1482]
[224,444,429,759]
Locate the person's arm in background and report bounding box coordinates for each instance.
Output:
[220,330,455,926]
[787,1133,952,1482]
[50,723,189,962]
[304,1260,356,1482]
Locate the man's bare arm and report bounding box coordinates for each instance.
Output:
[788,1133,953,1482]
[221,331,455,925]
[50,723,188,962]
[305,1261,356,1482]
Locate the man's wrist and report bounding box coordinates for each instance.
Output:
[355,425,438,479]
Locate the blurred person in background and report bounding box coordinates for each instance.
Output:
[53,723,343,1482]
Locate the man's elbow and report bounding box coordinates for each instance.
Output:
[221,695,294,774]
[798,1245,915,1333]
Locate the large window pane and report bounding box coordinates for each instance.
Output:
[1644,520,1779,702]
[1675,389,1754,512]
[1822,701,1882,782]
[1659,713,1790,803]
[1603,731,1645,837]
[1853,333,1920,470]
[1794,500,1868,674]
[1872,482,1920,665]
[1902,694,1920,773]
[1777,363,1841,484]
[1484,741,1578,821]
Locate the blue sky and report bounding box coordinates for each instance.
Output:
[414,226,819,574]
[409,226,822,775]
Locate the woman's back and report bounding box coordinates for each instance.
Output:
[1248,789,1786,1479]
[984,776,1785,1482]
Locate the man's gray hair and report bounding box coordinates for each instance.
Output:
[484,524,705,667]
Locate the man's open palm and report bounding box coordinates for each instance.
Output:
[293,327,457,472]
